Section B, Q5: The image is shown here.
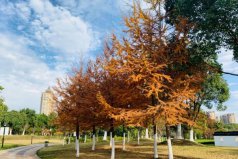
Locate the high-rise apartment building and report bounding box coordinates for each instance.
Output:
[220,113,236,124]
[221,114,229,124]
[227,113,236,124]
[40,87,55,115]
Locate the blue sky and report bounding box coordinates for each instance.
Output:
[0,0,237,121]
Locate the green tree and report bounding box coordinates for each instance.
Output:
[165,0,238,61]
[189,73,230,122]
[0,86,8,112]
[19,108,37,135]
[35,114,48,135]
[0,86,8,126]
[5,110,27,134]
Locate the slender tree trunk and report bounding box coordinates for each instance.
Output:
[152,95,158,159]
[32,127,35,135]
[84,134,87,143]
[110,131,112,147]
[76,125,80,158]
[68,134,71,144]
[145,128,149,139]
[103,131,107,141]
[189,127,194,142]
[9,128,12,135]
[111,120,115,159]
[127,131,130,143]
[166,126,173,159]
[92,125,96,151]
[137,128,140,145]
[153,124,158,159]
[63,136,65,146]
[122,125,126,150]
[176,124,183,139]
[22,125,26,135]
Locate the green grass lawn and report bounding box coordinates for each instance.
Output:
[0,135,63,151]
[37,139,238,159]
[0,143,25,150]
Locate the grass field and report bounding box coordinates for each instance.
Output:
[37,139,238,159]
[0,135,63,150]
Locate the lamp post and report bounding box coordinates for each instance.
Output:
[1,115,6,148]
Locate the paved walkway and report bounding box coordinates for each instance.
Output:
[0,144,44,159]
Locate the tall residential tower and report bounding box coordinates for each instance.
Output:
[40,87,55,115]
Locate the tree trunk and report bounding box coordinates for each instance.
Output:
[84,134,87,143]
[76,125,80,158]
[111,120,115,159]
[122,132,126,150]
[145,128,149,139]
[110,131,112,147]
[137,129,140,145]
[189,127,194,142]
[103,131,107,141]
[122,125,126,150]
[63,136,65,146]
[22,126,26,135]
[151,95,158,159]
[92,125,96,151]
[127,131,130,143]
[153,125,158,159]
[166,126,173,159]
[9,128,12,135]
[68,134,71,144]
[176,124,183,139]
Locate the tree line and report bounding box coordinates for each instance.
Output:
[53,1,234,159]
[0,88,56,136]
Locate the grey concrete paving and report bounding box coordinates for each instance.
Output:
[0,144,44,159]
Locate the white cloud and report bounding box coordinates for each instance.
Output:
[28,0,98,55]
[0,32,65,112]
[0,0,99,56]
[0,0,101,112]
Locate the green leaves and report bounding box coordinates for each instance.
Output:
[165,0,238,61]
[200,73,230,111]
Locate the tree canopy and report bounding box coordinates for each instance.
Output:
[165,0,238,61]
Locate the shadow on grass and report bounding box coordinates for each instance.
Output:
[199,141,214,146]
[38,143,203,159]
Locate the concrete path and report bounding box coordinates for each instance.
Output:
[0,144,44,159]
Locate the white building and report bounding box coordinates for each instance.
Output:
[214,131,238,147]
[0,127,9,135]
[40,87,55,115]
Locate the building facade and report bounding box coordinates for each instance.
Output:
[220,113,236,124]
[227,113,236,124]
[40,87,55,115]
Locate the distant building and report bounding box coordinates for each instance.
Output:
[227,113,236,124]
[0,127,9,135]
[207,111,216,120]
[221,114,229,124]
[220,113,236,124]
[40,87,55,115]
